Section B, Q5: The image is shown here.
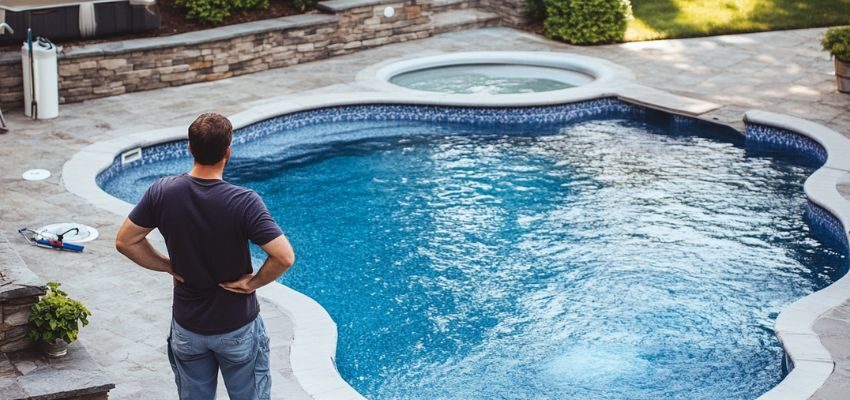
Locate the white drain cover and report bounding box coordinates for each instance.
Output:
[36,223,99,243]
[22,169,51,181]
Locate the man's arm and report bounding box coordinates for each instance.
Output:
[115,217,184,283]
[219,234,294,294]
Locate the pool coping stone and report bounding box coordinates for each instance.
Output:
[744,110,850,400]
[317,0,401,12]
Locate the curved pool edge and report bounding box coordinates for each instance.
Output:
[744,110,850,400]
[354,51,636,96]
[62,89,850,400]
[257,282,363,399]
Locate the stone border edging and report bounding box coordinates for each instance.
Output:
[64,14,341,60]
[744,110,850,400]
[317,0,398,13]
[0,230,47,301]
[61,52,850,400]
[0,14,341,65]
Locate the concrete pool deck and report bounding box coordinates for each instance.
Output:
[0,26,848,399]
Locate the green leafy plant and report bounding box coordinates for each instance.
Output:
[232,0,270,8]
[27,282,91,345]
[175,0,270,25]
[292,0,317,12]
[822,27,850,63]
[544,0,632,45]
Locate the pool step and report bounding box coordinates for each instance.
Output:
[431,0,476,12]
[432,9,502,34]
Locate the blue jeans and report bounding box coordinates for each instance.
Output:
[167,316,271,400]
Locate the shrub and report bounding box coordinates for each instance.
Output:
[293,0,317,12]
[544,0,632,45]
[27,282,91,345]
[175,0,230,24]
[525,0,547,23]
[176,0,270,25]
[822,27,850,63]
[232,0,270,8]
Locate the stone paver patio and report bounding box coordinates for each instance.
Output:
[0,26,848,399]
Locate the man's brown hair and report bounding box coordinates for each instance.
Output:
[188,113,233,165]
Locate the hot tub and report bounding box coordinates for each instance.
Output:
[369,52,629,96]
[388,63,594,94]
[0,0,160,44]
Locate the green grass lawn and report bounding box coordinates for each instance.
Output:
[626,0,850,41]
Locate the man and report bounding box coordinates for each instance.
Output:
[116,113,295,400]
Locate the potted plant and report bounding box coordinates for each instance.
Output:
[27,282,92,358]
[822,27,850,93]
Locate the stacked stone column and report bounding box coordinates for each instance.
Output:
[0,294,41,352]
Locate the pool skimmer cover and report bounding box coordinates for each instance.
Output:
[22,169,51,181]
[36,223,99,243]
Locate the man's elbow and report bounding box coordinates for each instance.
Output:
[115,238,130,255]
[272,249,295,270]
[279,251,295,269]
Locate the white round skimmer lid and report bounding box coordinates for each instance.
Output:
[22,169,51,181]
[36,223,99,243]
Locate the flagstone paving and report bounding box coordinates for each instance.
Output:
[0,26,847,399]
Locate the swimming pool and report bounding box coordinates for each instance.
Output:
[99,100,848,399]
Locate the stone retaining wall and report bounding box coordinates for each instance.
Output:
[479,0,526,26]
[0,0,435,111]
[1,295,40,353]
[0,232,46,353]
[0,62,23,112]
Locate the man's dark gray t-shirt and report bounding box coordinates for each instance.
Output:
[129,174,282,334]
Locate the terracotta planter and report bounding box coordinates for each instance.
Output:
[43,339,69,358]
[836,58,850,94]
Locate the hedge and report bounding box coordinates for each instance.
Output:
[543,0,632,45]
[175,0,270,24]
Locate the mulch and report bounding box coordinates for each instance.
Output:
[156,0,303,37]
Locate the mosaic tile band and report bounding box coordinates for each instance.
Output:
[96,98,734,186]
[745,124,829,167]
[804,201,850,250]
[745,123,847,251]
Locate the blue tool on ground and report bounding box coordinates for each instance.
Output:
[18,227,84,252]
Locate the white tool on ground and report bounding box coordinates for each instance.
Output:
[36,223,100,243]
[22,169,50,181]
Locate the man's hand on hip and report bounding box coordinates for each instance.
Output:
[219,274,257,294]
[219,235,295,295]
[171,269,185,287]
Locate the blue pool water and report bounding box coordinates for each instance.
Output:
[102,104,848,400]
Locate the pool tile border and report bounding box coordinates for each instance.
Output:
[62,53,850,400]
[744,110,850,400]
[95,98,671,184]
